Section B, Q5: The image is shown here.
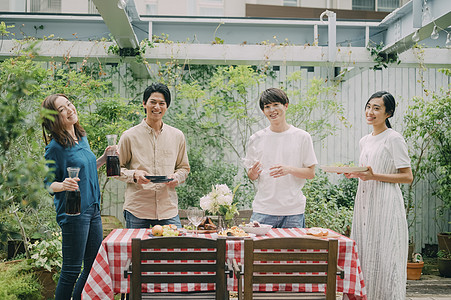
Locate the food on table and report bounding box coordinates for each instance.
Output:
[240,221,272,235]
[183,224,195,230]
[243,220,261,227]
[218,226,249,237]
[151,225,163,236]
[333,162,356,167]
[151,224,181,236]
[197,216,217,231]
[307,227,329,237]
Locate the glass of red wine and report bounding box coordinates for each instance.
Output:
[66,167,81,215]
[106,134,120,177]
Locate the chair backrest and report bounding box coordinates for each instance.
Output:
[234,209,253,225]
[243,237,338,300]
[178,209,190,226]
[130,236,227,300]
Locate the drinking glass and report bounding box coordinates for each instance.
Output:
[106,134,120,177]
[187,207,204,236]
[66,167,81,215]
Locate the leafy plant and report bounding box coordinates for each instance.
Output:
[437,250,451,259]
[176,148,241,208]
[27,231,62,273]
[285,73,349,143]
[0,260,42,300]
[403,79,450,231]
[303,171,356,235]
[367,41,401,70]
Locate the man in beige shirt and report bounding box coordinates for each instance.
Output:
[117,83,190,228]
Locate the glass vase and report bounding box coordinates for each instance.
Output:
[217,215,234,231]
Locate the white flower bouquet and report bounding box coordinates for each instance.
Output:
[199,184,239,220]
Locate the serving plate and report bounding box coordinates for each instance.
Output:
[144,175,174,183]
[320,165,368,173]
[185,229,217,234]
[240,224,272,236]
[217,233,256,239]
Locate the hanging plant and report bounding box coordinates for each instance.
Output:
[367,41,401,70]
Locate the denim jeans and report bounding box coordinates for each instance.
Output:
[55,204,103,300]
[250,212,305,228]
[124,210,182,228]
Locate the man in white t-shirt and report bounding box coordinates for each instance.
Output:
[245,88,317,228]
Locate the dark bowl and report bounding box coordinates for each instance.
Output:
[144,175,167,180]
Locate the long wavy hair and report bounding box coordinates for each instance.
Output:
[41,94,86,147]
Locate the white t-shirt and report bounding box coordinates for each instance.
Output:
[245,125,318,215]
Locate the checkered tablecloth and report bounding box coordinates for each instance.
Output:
[82,228,367,300]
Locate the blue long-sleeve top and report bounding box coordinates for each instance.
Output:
[44,136,100,226]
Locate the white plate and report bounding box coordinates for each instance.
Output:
[321,165,368,173]
[239,224,272,236]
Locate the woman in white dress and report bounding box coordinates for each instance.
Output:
[345,91,413,300]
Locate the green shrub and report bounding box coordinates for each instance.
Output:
[176,148,238,208]
[0,260,42,300]
[304,171,356,235]
[28,232,62,273]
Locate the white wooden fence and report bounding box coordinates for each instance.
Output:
[95,63,449,252]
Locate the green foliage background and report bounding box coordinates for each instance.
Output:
[0,42,353,266]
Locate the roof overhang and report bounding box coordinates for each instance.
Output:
[1,40,449,69]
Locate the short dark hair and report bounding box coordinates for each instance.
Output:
[366,91,396,128]
[259,88,289,111]
[143,83,171,108]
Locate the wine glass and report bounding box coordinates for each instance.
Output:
[187,207,204,236]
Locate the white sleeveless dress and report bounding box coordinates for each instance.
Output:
[350,129,411,300]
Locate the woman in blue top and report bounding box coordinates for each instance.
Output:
[42,94,112,300]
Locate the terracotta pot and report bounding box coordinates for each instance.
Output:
[438,258,451,278]
[35,268,57,299]
[407,261,424,280]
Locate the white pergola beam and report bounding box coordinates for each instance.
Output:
[1,40,450,68]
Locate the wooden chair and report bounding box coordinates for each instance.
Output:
[178,209,190,226]
[234,237,342,300]
[234,209,253,225]
[124,236,230,300]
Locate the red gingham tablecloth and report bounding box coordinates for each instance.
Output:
[82,228,367,300]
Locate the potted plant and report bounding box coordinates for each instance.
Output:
[437,223,451,253]
[27,231,62,299]
[406,253,424,280]
[437,250,451,278]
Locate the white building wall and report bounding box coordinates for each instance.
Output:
[225,0,246,17]
[0,0,399,14]
[156,0,188,16]
[62,1,88,13]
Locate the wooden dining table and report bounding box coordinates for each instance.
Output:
[82,228,367,300]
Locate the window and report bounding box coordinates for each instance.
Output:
[30,0,61,13]
[352,0,375,11]
[377,0,399,12]
[352,0,400,12]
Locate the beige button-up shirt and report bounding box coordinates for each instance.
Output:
[117,120,190,220]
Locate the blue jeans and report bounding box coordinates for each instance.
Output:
[250,212,305,228]
[124,210,182,228]
[55,204,103,300]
